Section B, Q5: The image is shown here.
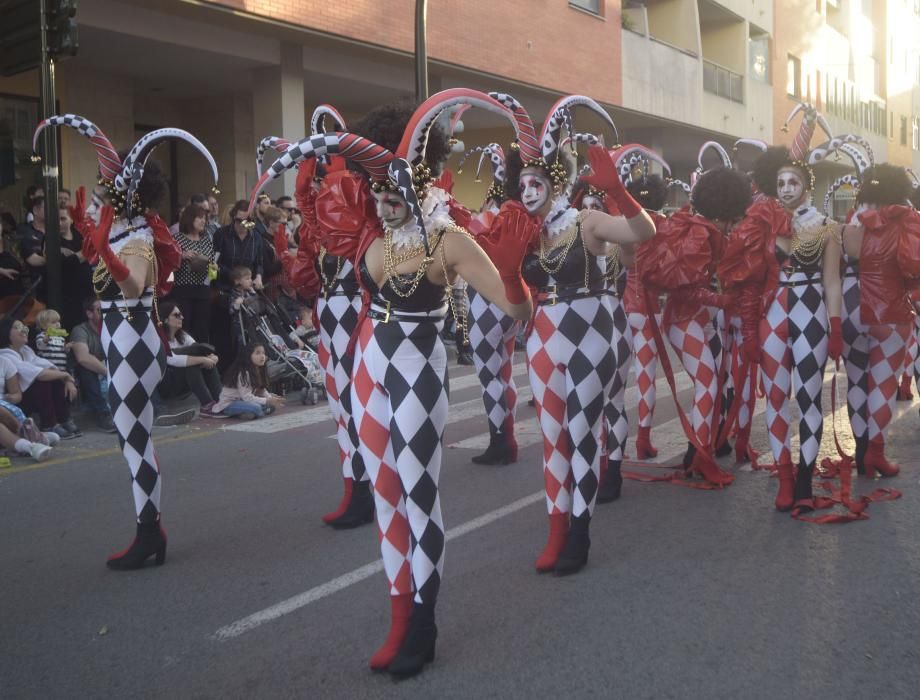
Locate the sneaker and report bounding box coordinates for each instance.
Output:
[95,414,118,433]
[62,419,83,438]
[29,443,53,462]
[50,424,76,440]
[153,408,196,427]
[199,403,227,419]
[42,431,61,447]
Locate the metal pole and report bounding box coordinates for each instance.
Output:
[39,0,62,312]
[415,0,429,102]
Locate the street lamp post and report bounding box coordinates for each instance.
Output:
[415,0,429,102]
[39,0,62,312]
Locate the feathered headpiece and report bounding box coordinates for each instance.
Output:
[33,114,218,218]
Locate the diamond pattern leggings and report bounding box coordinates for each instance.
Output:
[759,271,828,468]
[842,270,910,444]
[526,296,614,518]
[603,295,631,462]
[467,289,519,433]
[101,293,166,524]
[316,284,366,482]
[351,310,448,604]
[627,311,659,429]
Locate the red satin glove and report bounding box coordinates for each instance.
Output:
[580,145,642,219]
[68,186,88,234]
[273,223,289,259]
[480,207,540,304]
[733,284,763,364]
[828,316,843,362]
[91,206,129,282]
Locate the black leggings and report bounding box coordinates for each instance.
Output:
[159,365,222,405]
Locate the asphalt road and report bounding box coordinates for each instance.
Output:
[2,352,920,699]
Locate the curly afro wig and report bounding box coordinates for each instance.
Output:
[115,149,169,211]
[856,164,912,206]
[691,166,752,221]
[350,100,451,175]
[626,174,668,212]
[752,146,800,198]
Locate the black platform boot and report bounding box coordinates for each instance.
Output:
[596,460,622,503]
[328,479,375,529]
[682,441,697,470]
[388,601,437,679]
[107,520,167,570]
[554,514,591,576]
[472,426,505,465]
[854,434,869,476]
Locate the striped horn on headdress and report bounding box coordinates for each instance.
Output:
[310,104,347,135]
[32,114,121,181]
[540,95,618,166]
[823,174,861,217]
[783,102,833,161]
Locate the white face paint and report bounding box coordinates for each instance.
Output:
[372,190,411,229]
[777,166,808,210]
[580,194,606,213]
[519,167,552,214]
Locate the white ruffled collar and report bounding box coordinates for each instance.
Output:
[386,186,455,251]
[543,196,578,239]
[791,200,826,235]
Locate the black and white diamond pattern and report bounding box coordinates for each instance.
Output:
[467,289,519,433]
[603,294,631,462]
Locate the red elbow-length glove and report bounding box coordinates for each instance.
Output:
[479,203,540,304]
[828,316,843,362]
[580,145,643,219]
[91,206,129,282]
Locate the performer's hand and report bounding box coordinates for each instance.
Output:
[91,205,129,282]
[828,316,843,362]
[581,145,642,218]
[68,186,87,230]
[479,208,538,304]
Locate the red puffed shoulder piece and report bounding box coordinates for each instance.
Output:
[659,209,719,287]
[315,171,375,257]
[146,212,181,296]
[718,198,786,289]
[892,206,920,280]
[446,195,472,230]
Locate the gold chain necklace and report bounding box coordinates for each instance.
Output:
[539,222,579,276]
[382,227,435,299]
[791,226,828,267]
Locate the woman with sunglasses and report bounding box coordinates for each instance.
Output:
[158,301,222,413]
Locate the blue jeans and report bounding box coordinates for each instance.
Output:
[221,400,264,418]
[75,365,112,418]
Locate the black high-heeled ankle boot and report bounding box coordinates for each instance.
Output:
[554,514,591,576]
[854,435,869,476]
[107,521,167,570]
[793,461,814,511]
[472,426,507,465]
[682,442,697,470]
[328,479,375,530]
[388,602,437,679]
[596,460,622,503]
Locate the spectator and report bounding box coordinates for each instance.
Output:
[58,206,95,330]
[229,265,258,350]
[1,211,19,262]
[23,185,43,224]
[0,225,23,300]
[58,188,71,208]
[157,301,222,414]
[69,298,116,433]
[34,309,69,372]
[0,317,80,439]
[169,193,208,235]
[212,200,264,290]
[0,355,55,461]
[206,193,220,237]
[211,340,283,419]
[171,202,216,343]
[258,203,285,283]
[17,196,47,301]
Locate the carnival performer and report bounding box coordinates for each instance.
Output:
[458,144,522,465]
[251,89,535,678]
[33,115,218,568]
[641,160,751,486]
[839,164,920,476]
[489,93,655,573]
[721,104,842,510]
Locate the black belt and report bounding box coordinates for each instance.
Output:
[324,287,360,299]
[536,284,606,306]
[367,301,446,324]
[779,271,822,287]
[100,294,154,313]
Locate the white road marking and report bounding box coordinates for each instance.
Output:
[212,491,544,642]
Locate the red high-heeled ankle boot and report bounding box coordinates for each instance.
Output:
[369,593,413,672]
[535,513,570,573]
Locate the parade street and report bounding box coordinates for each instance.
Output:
[2,354,919,699]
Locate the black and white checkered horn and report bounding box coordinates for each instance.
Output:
[387,158,430,256]
[256,136,292,178]
[119,128,219,216]
[457,143,506,186]
[614,144,671,183]
[540,95,617,165]
[824,174,861,217]
[32,114,122,181]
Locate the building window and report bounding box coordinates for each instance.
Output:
[787,55,802,97]
[913,118,919,151]
[569,0,602,15]
[704,60,744,103]
[901,116,908,146]
[749,32,770,84]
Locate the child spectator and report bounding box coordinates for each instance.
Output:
[229,265,258,351]
[291,305,319,351]
[35,309,69,372]
[210,341,283,419]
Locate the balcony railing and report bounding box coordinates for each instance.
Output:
[703,60,744,104]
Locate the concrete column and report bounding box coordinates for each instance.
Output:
[251,41,305,199]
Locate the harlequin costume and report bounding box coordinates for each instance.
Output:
[719,103,843,510]
[33,115,218,568]
[489,92,647,573]
[837,164,920,477]
[458,144,521,465]
[252,88,532,677]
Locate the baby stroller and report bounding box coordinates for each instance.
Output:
[236,291,326,405]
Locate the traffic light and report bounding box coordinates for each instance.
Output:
[46,0,78,59]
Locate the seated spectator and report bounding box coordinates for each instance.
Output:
[210,341,283,419]
[17,196,47,301]
[0,317,80,439]
[291,304,319,351]
[34,309,68,372]
[69,298,116,433]
[229,265,258,351]
[0,354,56,461]
[158,301,222,414]
[0,225,23,300]
[212,200,264,291]
[172,202,216,343]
